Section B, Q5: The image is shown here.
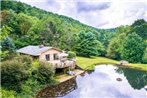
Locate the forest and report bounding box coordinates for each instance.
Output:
[1,0,147,97]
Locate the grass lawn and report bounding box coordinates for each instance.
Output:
[77,56,147,71]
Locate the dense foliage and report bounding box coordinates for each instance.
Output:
[32,61,55,84]
[75,31,104,57]
[1,55,56,97]
[1,55,32,91]
[120,33,145,63]
[107,23,147,63]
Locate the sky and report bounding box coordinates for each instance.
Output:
[18,0,147,29]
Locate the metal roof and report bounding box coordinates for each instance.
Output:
[17,45,54,56]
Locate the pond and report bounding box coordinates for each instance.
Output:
[36,65,147,98]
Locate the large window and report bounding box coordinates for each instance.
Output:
[54,53,59,60]
[45,54,50,61]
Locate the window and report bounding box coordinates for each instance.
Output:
[54,53,59,60]
[45,54,50,61]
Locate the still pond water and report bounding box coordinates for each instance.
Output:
[37,65,147,98]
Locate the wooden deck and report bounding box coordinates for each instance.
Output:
[55,69,85,82]
[51,60,76,68]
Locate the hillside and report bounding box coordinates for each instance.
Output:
[1,0,116,33]
[1,0,147,64]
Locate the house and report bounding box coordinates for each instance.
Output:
[17,45,76,69]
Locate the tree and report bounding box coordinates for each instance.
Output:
[107,33,126,59]
[27,17,61,46]
[131,19,147,39]
[1,10,18,34]
[17,13,38,35]
[1,60,29,92]
[32,61,55,84]
[1,36,16,52]
[75,31,101,57]
[120,32,145,63]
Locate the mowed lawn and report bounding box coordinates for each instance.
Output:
[77,56,147,71]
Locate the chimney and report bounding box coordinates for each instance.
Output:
[39,45,44,48]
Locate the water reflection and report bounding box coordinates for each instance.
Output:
[117,67,147,90]
[37,65,147,98]
[63,65,147,98]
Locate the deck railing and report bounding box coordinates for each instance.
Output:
[51,60,76,68]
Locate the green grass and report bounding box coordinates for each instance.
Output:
[77,56,147,71]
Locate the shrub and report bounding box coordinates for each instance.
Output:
[0,50,9,61]
[1,60,29,92]
[14,55,33,69]
[15,78,44,98]
[1,88,15,98]
[32,61,55,84]
[67,51,76,59]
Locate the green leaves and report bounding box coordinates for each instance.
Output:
[131,19,147,39]
[107,20,147,63]
[32,61,55,84]
[75,31,104,57]
[121,32,145,63]
[0,25,12,42]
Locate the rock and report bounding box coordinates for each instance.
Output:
[119,60,129,66]
[67,71,76,75]
[144,86,147,91]
[116,78,122,81]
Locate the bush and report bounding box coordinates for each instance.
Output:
[0,50,9,61]
[15,78,44,98]
[14,55,33,69]
[1,88,15,98]
[1,60,29,92]
[32,61,55,84]
[67,51,76,59]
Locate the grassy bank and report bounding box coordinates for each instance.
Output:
[77,56,147,71]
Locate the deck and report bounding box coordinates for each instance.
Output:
[55,69,85,82]
[50,60,76,68]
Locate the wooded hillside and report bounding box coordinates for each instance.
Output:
[1,0,147,63]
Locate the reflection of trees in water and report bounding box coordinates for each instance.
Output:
[36,77,77,98]
[116,68,147,90]
[87,70,94,74]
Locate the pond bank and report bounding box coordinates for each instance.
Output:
[36,69,84,98]
[77,56,147,71]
